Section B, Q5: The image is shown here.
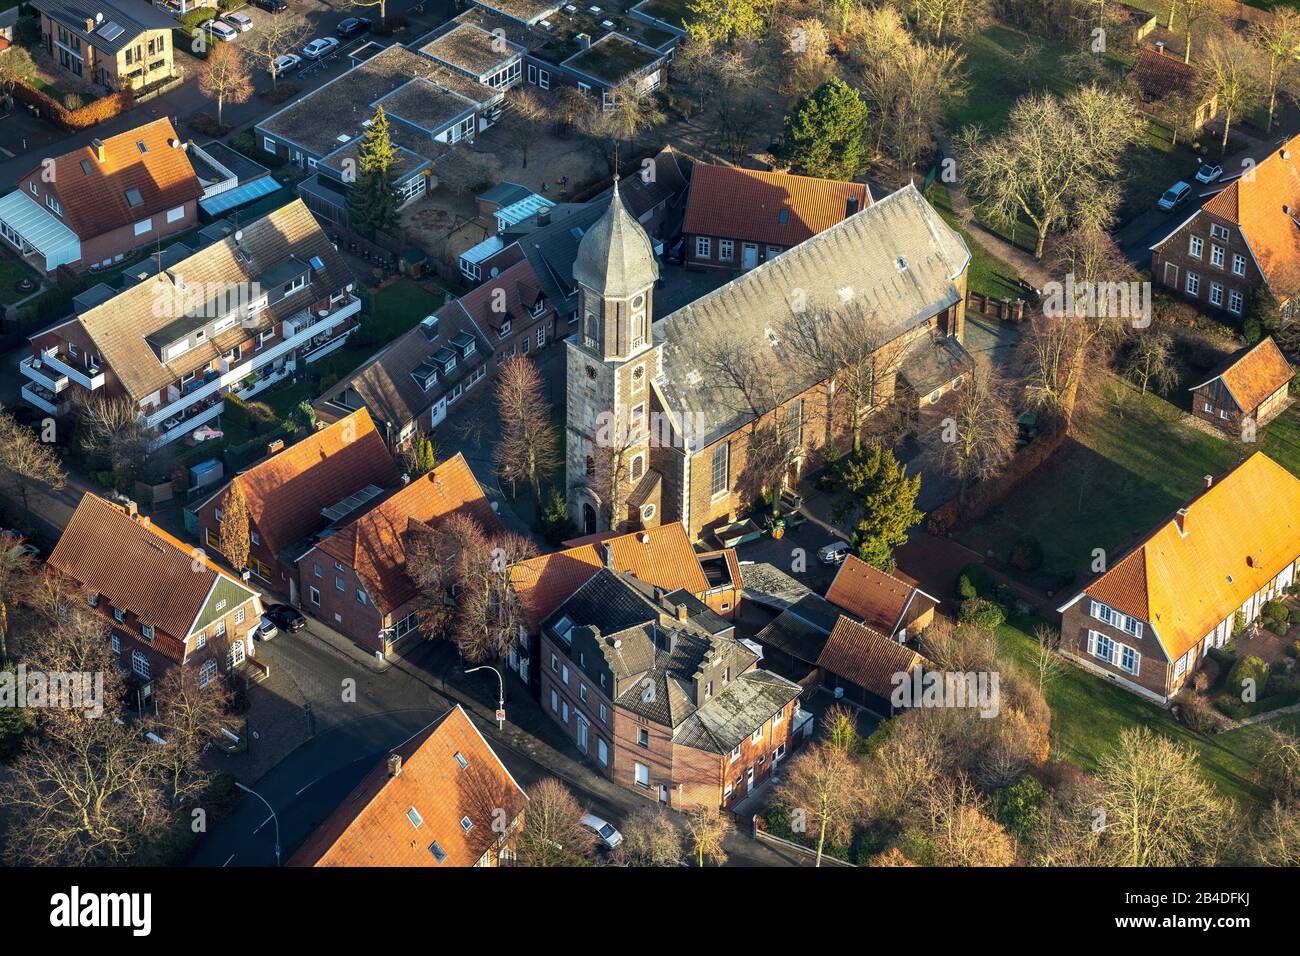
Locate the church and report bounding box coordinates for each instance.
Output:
[564,180,974,544]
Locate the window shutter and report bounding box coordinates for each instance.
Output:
[1086,630,1097,656]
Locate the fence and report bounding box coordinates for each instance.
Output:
[751,818,858,867]
[966,291,1026,322]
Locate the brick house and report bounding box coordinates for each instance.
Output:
[194,409,401,597]
[1056,452,1300,703]
[682,164,870,271]
[1190,336,1293,435]
[816,615,929,717]
[294,454,499,655]
[290,704,527,866]
[825,554,939,642]
[539,567,802,809]
[30,0,177,94]
[1130,44,1218,133]
[314,258,553,448]
[0,118,201,273]
[1150,133,1300,322]
[506,522,741,692]
[47,493,264,707]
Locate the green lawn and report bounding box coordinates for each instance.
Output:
[946,24,1079,133]
[960,380,1241,589]
[998,615,1286,806]
[1258,401,1300,477]
[0,254,37,306]
[924,184,1027,301]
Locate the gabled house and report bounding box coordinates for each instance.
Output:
[48,493,264,705]
[539,566,803,808]
[194,409,401,596]
[1130,43,1218,134]
[295,454,500,655]
[30,0,177,94]
[18,199,361,442]
[1190,335,1293,434]
[825,554,938,642]
[1150,133,1300,321]
[506,522,741,690]
[683,164,871,271]
[816,615,929,717]
[290,704,527,867]
[0,118,201,273]
[1057,452,1300,703]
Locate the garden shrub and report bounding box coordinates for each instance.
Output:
[955,562,993,600]
[1175,690,1221,735]
[1262,599,1289,626]
[1009,535,1044,571]
[990,776,1045,844]
[1287,640,1300,659]
[1226,655,1269,700]
[959,596,1006,629]
[891,827,936,866]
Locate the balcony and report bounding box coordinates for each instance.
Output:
[152,398,224,448]
[19,355,71,394]
[37,349,105,391]
[233,365,293,401]
[143,294,361,428]
[21,382,67,415]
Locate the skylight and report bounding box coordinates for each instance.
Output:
[429,841,447,863]
[453,751,467,769]
[460,816,473,832]
[407,807,423,828]
[137,141,148,154]
[125,188,143,207]
[778,208,789,224]
[80,160,93,175]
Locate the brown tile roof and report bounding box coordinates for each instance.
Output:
[455,257,548,334]
[311,454,498,615]
[1065,452,1300,660]
[49,493,260,660]
[219,408,400,562]
[816,615,926,699]
[290,705,527,867]
[510,523,712,632]
[825,555,935,636]
[1131,46,1199,100]
[72,199,354,402]
[1202,133,1300,295]
[683,164,870,248]
[40,117,203,239]
[1194,336,1293,412]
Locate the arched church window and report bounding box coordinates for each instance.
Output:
[631,455,644,480]
[585,455,596,477]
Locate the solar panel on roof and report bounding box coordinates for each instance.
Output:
[320,484,386,523]
[98,21,125,41]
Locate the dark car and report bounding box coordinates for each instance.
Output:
[264,604,307,633]
[252,0,287,12]
[336,16,370,38]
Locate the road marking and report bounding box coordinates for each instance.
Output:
[252,812,275,834]
[0,147,13,159]
[222,854,235,867]
[296,775,324,796]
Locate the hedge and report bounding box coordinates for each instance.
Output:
[10,82,134,131]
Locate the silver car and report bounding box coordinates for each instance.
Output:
[254,615,278,642]
[581,813,623,850]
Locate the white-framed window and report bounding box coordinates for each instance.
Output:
[695,236,711,259]
[111,634,120,655]
[561,664,569,685]
[730,745,741,762]
[579,683,587,702]
[638,728,649,747]
[561,700,568,722]
[134,218,152,236]
[710,442,729,497]
[1173,652,1188,680]
[357,589,368,606]
[1228,289,1243,314]
[1232,253,1247,277]
[1087,629,1114,665]
[539,68,550,90]
[599,703,608,723]
[724,779,733,798]
[536,326,546,348]
[1119,644,1140,675]
[167,206,185,224]
[1204,402,1215,413]
[113,607,126,623]
[550,653,558,672]
[235,608,245,625]
[1210,282,1223,306]
[263,136,277,153]
[1185,272,1200,296]
[597,738,608,765]
[550,689,558,712]
[1189,235,1203,258]
[141,624,154,641]
[196,632,206,650]
[131,650,150,679]
[1210,245,1224,268]
[634,762,650,789]
[1210,223,1229,241]
[751,726,764,744]
[309,586,321,606]
[773,707,784,726]
[199,659,218,689]
[215,621,226,638]
[1089,600,1142,638]
[719,239,734,261]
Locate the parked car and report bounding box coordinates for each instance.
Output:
[1194,163,1223,184]
[1158,181,1192,211]
[202,18,239,42]
[302,36,340,59]
[336,16,370,38]
[817,540,851,566]
[581,814,623,850]
[270,53,301,76]
[263,604,307,633]
[222,11,254,31]
[251,0,287,11]
[254,616,278,642]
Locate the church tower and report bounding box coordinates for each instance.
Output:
[565,179,662,534]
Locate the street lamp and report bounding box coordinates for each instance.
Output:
[236,781,281,867]
[465,664,506,730]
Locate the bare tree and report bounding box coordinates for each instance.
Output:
[197,43,253,128]
[515,778,598,866]
[1122,328,1178,397]
[218,479,251,575]
[248,17,309,88]
[926,778,1017,866]
[495,356,561,503]
[0,532,38,662]
[685,803,732,867]
[583,82,667,171]
[78,393,150,484]
[775,739,863,866]
[499,86,553,170]
[1247,800,1300,866]
[957,84,1143,258]
[0,407,66,517]
[1254,726,1300,807]
[1248,10,1300,134]
[1202,34,1261,153]
[585,406,642,533]
[1031,623,1064,694]
[926,366,1017,504]
[617,806,685,866]
[673,38,763,163]
[151,665,234,806]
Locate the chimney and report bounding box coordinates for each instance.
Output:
[125,501,138,519]
[1155,40,1165,55]
[1204,474,1213,489]
[91,138,106,163]
[85,17,95,32]
[401,472,411,486]
[577,32,590,50]
[846,195,859,216]
[602,542,613,568]
[388,754,402,777]
[675,602,688,622]
[537,208,551,226]
[266,438,285,456]
[1175,507,1190,536]
[638,532,650,544]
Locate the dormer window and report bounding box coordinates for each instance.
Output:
[125,188,143,207]
[532,298,546,317]
[778,208,789,225]
[411,362,438,391]
[499,320,512,337]
[283,274,307,296]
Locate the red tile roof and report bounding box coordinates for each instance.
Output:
[454,257,548,333]
[49,493,260,661]
[1192,336,1293,413]
[215,409,400,562]
[1202,133,1300,295]
[1131,46,1199,100]
[683,164,870,248]
[816,615,926,699]
[41,118,203,239]
[825,555,934,636]
[311,454,498,615]
[290,705,527,867]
